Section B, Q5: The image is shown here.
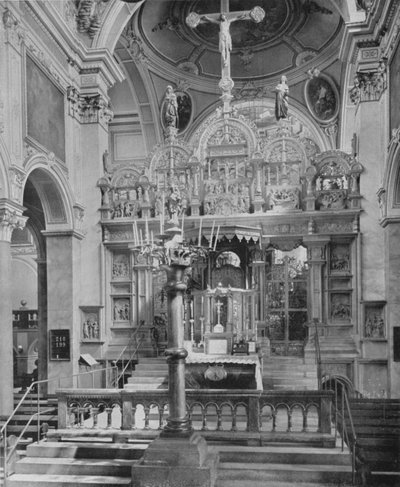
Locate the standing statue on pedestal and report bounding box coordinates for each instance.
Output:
[164,85,179,128]
[275,75,289,120]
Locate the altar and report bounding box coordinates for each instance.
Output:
[191,284,258,353]
[185,352,262,390]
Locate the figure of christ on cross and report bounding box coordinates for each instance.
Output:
[186,1,265,74]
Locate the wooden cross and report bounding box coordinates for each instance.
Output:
[186,0,265,113]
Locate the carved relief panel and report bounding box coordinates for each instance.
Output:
[363,301,386,340]
[80,306,102,342]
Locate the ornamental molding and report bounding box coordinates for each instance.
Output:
[0,203,27,242]
[67,87,113,126]
[9,166,26,204]
[349,59,387,105]
[2,8,26,48]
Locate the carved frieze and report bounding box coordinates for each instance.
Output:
[349,60,387,105]
[76,0,109,38]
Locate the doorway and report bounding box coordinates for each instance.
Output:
[265,246,308,355]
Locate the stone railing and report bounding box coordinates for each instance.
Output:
[56,389,333,434]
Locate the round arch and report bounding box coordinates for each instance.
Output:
[23,156,76,229]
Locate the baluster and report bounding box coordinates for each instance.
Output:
[217,408,222,431]
[92,407,99,429]
[287,409,292,432]
[132,406,136,429]
[66,407,73,428]
[158,406,164,430]
[232,408,237,432]
[144,406,150,429]
[303,408,307,432]
[272,410,276,432]
[105,407,112,428]
[202,408,207,431]
[79,408,85,427]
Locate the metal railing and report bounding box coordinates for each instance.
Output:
[323,374,358,485]
[112,320,146,387]
[0,364,117,483]
[313,320,322,390]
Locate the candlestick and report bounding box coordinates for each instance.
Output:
[213,225,220,252]
[145,216,149,244]
[181,211,185,238]
[198,219,202,246]
[209,220,215,248]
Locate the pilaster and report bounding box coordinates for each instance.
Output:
[0,200,27,415]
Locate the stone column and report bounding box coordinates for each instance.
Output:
[0,203,27,415]
[36,258,48,394]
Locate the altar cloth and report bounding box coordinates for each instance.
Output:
[186,352,263,390]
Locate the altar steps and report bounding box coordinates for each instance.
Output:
[214,444,353,487]
[125,358,168,390]
[262,356,318,391]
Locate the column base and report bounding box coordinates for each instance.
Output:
[132,432,218,487]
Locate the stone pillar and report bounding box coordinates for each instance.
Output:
[0,203,27,415]
[36,258,48,394]
[43,231,83,393]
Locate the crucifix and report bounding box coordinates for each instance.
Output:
[186,0,265,115]
[215,299,223,326]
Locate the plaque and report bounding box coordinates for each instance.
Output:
[49,329,70,361]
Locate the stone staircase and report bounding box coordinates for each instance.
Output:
[0,394,58,442]
[262,356,318,391]
[215,443,353,487]
[5,440,147,486]
[347,398,400,486]
[125,358,168,390]
[3,431,355,487]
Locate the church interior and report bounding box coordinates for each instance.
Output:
[1,0,400,486]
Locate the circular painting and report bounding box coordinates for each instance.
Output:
[161,90,193,134]
[305,75,339,123]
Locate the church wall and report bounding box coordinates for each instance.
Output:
[385,222,400,397]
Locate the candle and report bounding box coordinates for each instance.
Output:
[209,220,215,248]
[139,229,143,247]
[213,225,220,251]
[201,296,204,316]
[181,211,185,238]
[161,193,165,234]
[198,218,202,246]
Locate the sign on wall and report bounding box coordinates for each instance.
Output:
[49,329,70,361]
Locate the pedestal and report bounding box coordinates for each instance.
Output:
[132,433,218,487]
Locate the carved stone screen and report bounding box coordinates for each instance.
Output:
[26,56,65,162]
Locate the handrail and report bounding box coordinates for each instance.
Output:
[324,374,358,486]
[313,320,322,390]
[2,407,55,481]
[112,320,146,387]
[115,336,144,387]
[0,364,117,483]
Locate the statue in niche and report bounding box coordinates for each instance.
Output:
[167,186,182,224]
[275,75,289,120]
[82,317,100,340]
[164,85,179,128]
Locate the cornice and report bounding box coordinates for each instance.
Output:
[23,1,124,88]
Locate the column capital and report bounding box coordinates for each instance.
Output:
[303,235,330,263]
[0,199,27,242]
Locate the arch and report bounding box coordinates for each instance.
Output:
[382,128,400,220]
[92,1,143,53]
[322,373,355,397]
[23,155,76,229]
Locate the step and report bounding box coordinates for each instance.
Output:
[26,441,147,460]
[216,445,351,466]
[6,474,131,486]
[15,457,136,477]
[217,462,352,483]
[126,376,166,383]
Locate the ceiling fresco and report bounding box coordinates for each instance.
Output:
[136,0,343,80]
